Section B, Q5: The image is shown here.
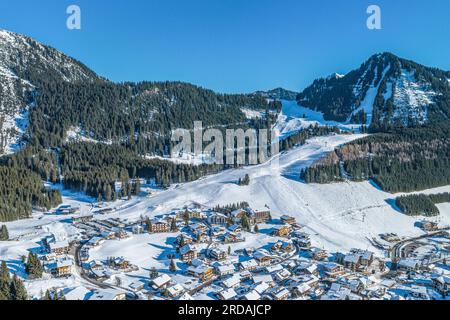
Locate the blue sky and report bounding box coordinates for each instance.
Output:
[1,0,449,93]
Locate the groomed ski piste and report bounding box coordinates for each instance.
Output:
[1,100,450,299]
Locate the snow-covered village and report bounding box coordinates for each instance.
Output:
[1,1,450,306]
[1,128,450,301]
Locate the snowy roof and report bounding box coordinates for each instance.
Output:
[178,292,194,300]
[240,259,258,269]
[253,274,273,284]
[216,264,235,274]
[294,283,311,294]
[49,240,69,250]
[344,254,360,264]
[218,288,237,300]
[272,287,289,299]
[167,284,185,297]
[89,289,126,300]
[244,290,261,300]
[180,244,194,255]
[152,274,171,288]
[64,286,91,300]
[253,282,270,294]
[265,264,283,273]
[222,275,241,288]
[399,259,419,269]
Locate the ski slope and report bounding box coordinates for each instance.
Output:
[100,133,450,254]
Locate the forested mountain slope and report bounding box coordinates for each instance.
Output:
[297,52,450,129]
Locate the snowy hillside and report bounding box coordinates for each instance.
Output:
[297,52,449,127]
[0,29,99,155]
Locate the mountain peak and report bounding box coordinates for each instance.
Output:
[297,52,449,128]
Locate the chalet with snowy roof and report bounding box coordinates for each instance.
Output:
[89,289,126,301]
[128,280,145,292]
[252,274,274,287]
[408,286,429,300]
[149,219,170,233]
[49,240,70,255]
[246,208,271,224]
[272,224,292,237]
[419,221,439,232]
[56,205,80,215]
[432,276,450,297]
[243,290,261,300]
[187,265,215,282]
[271,241,294,253]
[190,222,208,234]
[294,262,319,276]
[274,269,292,282]
[228,224,242,233]
[239,259,259,271]
[253,281,270,294]
[223,232,244,243]
[112,257,130,270]
[230,209,247,220]
[176,209,203,220]
[222,275,241,288]
[208,248,227,261]
[215,264,235,277]
[270,287,290,300]
[151,274,171,290]
[45,256,74,277]
[167,284,185,298]
[217,288,237,300]
[398,259,420,272]
[310,248,328,261]
[86,236,105,247]
[180,244,197,263]
[89,260,103,270]
[280,215,296,225]
[176,233,194,246]
[322,262,346,278]
[253,249,275,266]
[72,214,94,224]
[293,283,312,297]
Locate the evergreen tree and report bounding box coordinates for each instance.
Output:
[169,259,177,273]
[150,267,159,279]
[25,252,43,279]
[9,274,27,300]
[0,225,9,241]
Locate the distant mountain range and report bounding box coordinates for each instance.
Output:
[1,28,449,156]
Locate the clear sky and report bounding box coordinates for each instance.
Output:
[1,0,449,93]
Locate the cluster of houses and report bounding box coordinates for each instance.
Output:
[37,200,450,300]
[41,236,74,278]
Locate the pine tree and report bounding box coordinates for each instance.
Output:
[241,215,250,231]
[169,259,177,273]
[25,252,43,279]
[150,267,159,279]
[0,261,11,300]
[9,274,27,300]
[0,225,9,241]
[170,218,178,232]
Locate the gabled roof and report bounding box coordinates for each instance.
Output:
[152,274,171,287]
